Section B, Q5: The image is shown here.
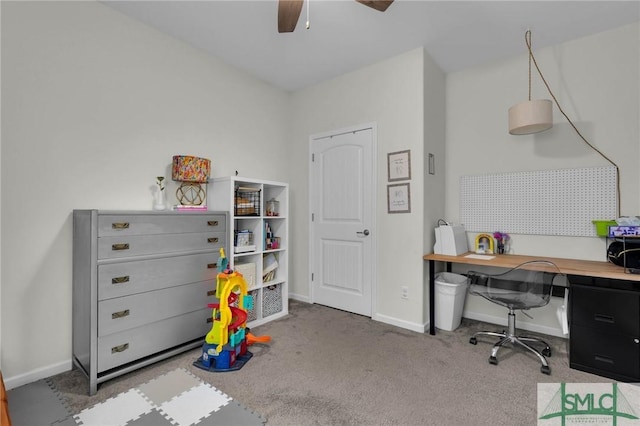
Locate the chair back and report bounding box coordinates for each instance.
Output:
[468,260,561,311]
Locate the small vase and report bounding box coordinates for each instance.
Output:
[153,189,166,211]
[497,244,505,254]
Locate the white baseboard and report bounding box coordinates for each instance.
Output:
[4,359,72,391]
[373,313,426,333]
[463,312,567,339]
[288,293,310,303]
[290,297,427,333]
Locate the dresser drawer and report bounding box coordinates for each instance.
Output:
[570,324,640,380]
[98,280,215,337]
[98,232,224,259]
[97,308,211,372]
[571,284,640,335]
[98,214,225,237]
[98,253,219,300]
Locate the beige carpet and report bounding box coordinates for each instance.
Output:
[50,300,610,425]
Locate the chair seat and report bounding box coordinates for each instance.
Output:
[469,284,548,310]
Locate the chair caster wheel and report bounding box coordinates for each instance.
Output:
[489,356,498,365]
[541,365,551,375]
[469,337,477,345]
[542,347,551,357]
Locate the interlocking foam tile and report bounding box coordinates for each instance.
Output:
[137,369,202,406]
[72,368,264,426]
[124,409,173,426]
[158,382,231,426]
[212,401,266,426]
[8,379,73,426]
[74,389,155,426]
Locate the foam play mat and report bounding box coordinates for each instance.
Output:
[73,368,264,426]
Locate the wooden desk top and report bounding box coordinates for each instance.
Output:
[424,252,640,282]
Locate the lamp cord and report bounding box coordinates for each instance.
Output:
[525,30,621,217]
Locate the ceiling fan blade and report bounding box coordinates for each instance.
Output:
[278,0,304,33]
[356,0,394,12]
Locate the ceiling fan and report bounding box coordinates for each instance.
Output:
[278,0,394,33]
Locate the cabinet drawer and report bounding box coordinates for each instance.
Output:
[570,284,640,335]
[98,280,215,337]
[98,232,224,259]
[97,308,211,372]
[98,214,225,237]
[570,325,640,380]
[98,253,219,300]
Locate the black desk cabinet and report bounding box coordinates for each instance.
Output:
[569,274,640,381]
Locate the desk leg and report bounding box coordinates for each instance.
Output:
[429,259,435,335]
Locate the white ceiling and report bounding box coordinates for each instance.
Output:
[104,1,640,91]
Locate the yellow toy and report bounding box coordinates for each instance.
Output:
[205,270,249,353]
[194,247,269,372]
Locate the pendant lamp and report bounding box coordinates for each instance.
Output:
[506,30,621,217]
[508,31,553,135]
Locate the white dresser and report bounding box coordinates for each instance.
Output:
[72,210,227,395]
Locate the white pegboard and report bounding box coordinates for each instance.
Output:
[460,166,616,237]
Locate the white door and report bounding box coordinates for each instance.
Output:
[310,125,375,316]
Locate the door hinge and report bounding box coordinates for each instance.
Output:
[311,273,314,281]
[311,153,315,162]
[311,213,314,221]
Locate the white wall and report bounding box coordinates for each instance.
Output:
[446,23,639,335]
[289,48,445,331]
[422,48,447,325]
[1,1,290,386]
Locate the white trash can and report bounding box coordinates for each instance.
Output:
[434,272,468,331]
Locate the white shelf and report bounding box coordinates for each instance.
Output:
[210,176,289,327]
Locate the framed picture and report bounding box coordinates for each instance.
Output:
[387,150,411,182]
[387,183,411,214]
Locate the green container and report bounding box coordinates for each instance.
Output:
[592,220,617,237]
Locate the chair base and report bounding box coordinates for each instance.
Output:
[469,311,552,375]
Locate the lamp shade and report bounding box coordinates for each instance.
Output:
[508,99,553,135]
[171,155,211,183]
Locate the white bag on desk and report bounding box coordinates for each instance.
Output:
[433,223,468,255]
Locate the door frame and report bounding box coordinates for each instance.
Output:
[308,122,377,315]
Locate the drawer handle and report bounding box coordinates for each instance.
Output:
[111,343,129,354]
[112,276,130,284]
[112,222,130,229]
[594,314,615,324]
[207,263,218,269]
[207,290,216,297]
[207,237,219,244]
[112,309,130,319]
[207,220,219,226]
[112,243,130,251]
[594,355,614,365]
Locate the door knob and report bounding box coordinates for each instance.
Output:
[357,229,370,236]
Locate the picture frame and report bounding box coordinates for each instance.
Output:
[387,183,411,214]
[387,149,411,182]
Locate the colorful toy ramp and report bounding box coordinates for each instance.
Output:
[194,271,253,372]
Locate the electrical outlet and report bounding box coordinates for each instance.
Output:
[401,286,409,300]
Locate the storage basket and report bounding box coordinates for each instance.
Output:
[235,186,260,216]
[262,284,283,317]
[246,290,258,322]
[234,262,257,289]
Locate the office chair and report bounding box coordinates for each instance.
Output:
[467,260,562,374]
